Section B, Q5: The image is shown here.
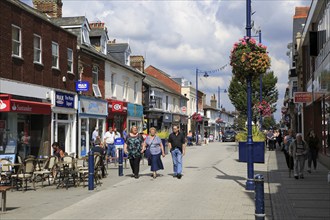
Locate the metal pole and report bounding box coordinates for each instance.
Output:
[259,30,263,131]
[118,148,123,176]
[254,174,265,220]
[218,86,221,109]
[88,150,94,190]
[246,0,254,191]
[196,68,199,145]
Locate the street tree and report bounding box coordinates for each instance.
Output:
[228,71,278,128]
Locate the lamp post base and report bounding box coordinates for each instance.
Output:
[245,179,254,191]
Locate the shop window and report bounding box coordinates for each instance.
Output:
[12,25,21,57]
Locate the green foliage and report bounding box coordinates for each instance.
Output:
[157,130,169,139]
[235,125,266,142]
[228,71,278,128]
[262,116,277,130]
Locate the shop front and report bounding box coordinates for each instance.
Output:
[51,91,77,156]
[78,96,107,157]
[0,94,51,159]
[144,112,162,132]
[180,115,188,134]
[107,99,127,134]
[127,103,143,132]
[162,113,172,130]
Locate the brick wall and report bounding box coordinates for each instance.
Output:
[0,0,77,92]
[78,50,105,98]
[145,65,181,93]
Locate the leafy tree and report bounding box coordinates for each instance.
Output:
[228,71,278,129]
[262,116,277,130]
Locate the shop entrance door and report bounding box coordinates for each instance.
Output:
[57,123,70,153]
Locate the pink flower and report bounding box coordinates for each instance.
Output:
[250,38,256,44]
[242,41,247,46]
[258,43,263,47]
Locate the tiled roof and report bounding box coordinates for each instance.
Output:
[203,104,219,111]
[144,75,188,100]
[107,43,129,53]
[51,16,86,26]
[294,6,310,19]
[89,29,105,37]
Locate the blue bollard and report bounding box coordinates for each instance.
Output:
[255,174,265,220]
[118,148,123,176]
[88,150,94,190]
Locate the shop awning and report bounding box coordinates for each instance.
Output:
[0,94,51,115]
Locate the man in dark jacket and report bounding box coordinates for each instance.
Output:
[168,125,186,179]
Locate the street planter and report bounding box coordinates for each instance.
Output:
[238,141,265,163]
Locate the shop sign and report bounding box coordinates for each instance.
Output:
[110,101,127,113]
[79,97,107,116]
[55,92,75,108]
[0,96,10,112]
[75,81,89,92]
[173,115,181,123]
[163,114,172,123]
[127,103,143,117]
[294,92,312,103]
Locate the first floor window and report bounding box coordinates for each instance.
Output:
[12,25,21,57]
[34,35,42,63]
[52,42,59,68]
[67,48,73,73]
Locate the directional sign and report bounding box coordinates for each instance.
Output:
[75,81,89,92]
[114,138,125,149]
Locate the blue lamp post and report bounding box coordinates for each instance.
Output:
[195,68,209,145]
[218,86,227,109]
[245,0,254,191]
[258,30,263,131]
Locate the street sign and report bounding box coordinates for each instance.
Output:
[293,92,312,103]
[181,106,187,113]
[75,81,89,92]
[114,138,125,149]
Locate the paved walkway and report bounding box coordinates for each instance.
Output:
[0,142,329,219]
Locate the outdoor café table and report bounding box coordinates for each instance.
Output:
[2,163,22,174]
[36,158,47,171]
[0,186,11,212]
[56,161,76,189]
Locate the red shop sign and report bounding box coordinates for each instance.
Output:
[108,100,127,113]
[0,94,51,115]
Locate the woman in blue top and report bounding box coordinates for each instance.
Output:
[143,127,165,179]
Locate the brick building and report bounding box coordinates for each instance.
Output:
[0,0,78,158]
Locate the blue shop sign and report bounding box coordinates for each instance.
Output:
[75,81,89,92]
[55,92,75,108]
[127,103,143,117]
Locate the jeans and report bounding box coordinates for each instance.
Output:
[294,155,306,177]
[171,148,183,175]
[107,144,116,157]
[187,137,193,146]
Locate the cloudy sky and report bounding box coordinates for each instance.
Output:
[23,0,312,121]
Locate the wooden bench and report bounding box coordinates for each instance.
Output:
[0,186,11,212]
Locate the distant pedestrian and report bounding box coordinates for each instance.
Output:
[267,130,275,151]
[104,127,115,161]
[187,130,193,146]
[124,126,144,179]
[143,127,165,179]
[307,129,319,173]
[283,129,294,172]
[204,131,208,145]
[52,142,65,159]
[92,137,106,177]
[92,127,99,145]
[168,125,186,179]
[289,133,309,179]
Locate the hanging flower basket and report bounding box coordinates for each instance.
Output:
[230,37,271,82]
[191,112,203,122]
[253,100,272,117]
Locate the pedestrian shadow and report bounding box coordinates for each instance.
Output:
[213,166,246,188]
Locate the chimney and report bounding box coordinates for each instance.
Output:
[130,56,145,73]
[33,0,63,18]
[90,22,105,29]
[210,94,217,108]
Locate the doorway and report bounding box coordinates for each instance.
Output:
[57,123,70,153]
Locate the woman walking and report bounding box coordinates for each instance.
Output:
[124,126,144,179]
[143,127,165,179]
[307,130,319,173]
[289,133,309,179]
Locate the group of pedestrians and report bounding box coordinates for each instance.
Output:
[266,129,283,151]
[282,129,320,179]
[123,125,186,179]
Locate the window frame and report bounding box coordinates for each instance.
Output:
[33,34,42,64]
[111,73,116,97]
[67,48,73,73]
[52,41,59,68]
[92,65,99,85]
[12,25,22,57]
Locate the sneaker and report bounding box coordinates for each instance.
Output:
[134,175,139,179]
[177,174,182,179]
[173,174,177,178]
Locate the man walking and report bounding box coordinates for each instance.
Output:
[104,127,115,161]
[289,133,309,179]
[168,125,186,179]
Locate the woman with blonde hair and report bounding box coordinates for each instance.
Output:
[143,127,165,179]
[124,126,144,179]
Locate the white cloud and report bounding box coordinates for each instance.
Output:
[21,0,312,121]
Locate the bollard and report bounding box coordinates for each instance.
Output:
[254,174,265,220]
[118,148,123,176]
[88,150,94,190]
